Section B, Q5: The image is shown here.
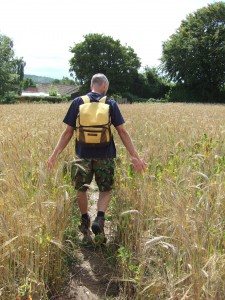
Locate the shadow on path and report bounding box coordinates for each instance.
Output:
[66,241,119,300]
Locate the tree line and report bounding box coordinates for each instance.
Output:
[1,2,225,103]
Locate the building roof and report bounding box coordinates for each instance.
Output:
[23,83,79,96]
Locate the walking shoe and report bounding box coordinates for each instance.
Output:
[91,216,107,244]
[78,215,91,235]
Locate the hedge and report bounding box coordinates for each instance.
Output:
[0,95,73,104]
[16,95,71,103]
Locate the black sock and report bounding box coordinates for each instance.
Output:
[97,211,105,218]
[82,213,89,220]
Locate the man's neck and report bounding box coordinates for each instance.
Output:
[91,89,104,96]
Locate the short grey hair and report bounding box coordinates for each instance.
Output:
[91,73,109,87]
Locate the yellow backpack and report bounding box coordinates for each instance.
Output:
[76,95,112,146]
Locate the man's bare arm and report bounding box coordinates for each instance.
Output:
[47,125,74,170]
[116,124,146,173]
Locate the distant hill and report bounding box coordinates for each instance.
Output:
[24,74,55,84]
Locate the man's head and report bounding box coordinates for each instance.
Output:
[91,73,109,95]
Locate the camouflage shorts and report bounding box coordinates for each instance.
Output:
[72,158,115,192]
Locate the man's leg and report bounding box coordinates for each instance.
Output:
[73,158,93,235]
[97,191,111,212]
[77,191,88,214]
[91,191,111,239]
[92,158,115,240]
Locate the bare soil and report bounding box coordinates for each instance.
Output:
[65,245,119,300]
[55,183,120,300]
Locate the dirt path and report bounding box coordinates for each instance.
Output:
[67,246,118,299]
[60,182,120,300]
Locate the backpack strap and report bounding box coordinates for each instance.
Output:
[81,95,90,103]
[99,96,107,103]
[81,95,107,103]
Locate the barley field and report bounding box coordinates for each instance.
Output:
[0,102,224,299]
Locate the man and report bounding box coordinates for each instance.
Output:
[47,73,146,242]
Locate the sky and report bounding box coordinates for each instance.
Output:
[0,0,218,79]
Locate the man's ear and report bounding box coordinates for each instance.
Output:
[103,82,108,93]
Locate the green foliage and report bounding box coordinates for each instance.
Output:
[17,278,32,299]
[48,85,58,96]
[69,34,169,99]
[69,33,141,94]
[1,91,17,104]
[166,84,225,103]
[130,67,169,99]
[117,246,141,279]
[144,67,169,97]
[17,95,69,103]
[120,91,136,102]
[21,78,36,90]
[111,93,122,101]
[24,74,55,84]
[165,84,202,102]
[52,79,60,84]
[0,34,25,98]
[25,75,77,85]
[52,76,75,85]
[161,2,225,102]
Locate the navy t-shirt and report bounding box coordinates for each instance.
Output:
[63,92,125,158]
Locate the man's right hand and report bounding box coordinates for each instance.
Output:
[131,157,147,173]
[116,124,147,173]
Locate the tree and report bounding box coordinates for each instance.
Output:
[52,77,75,85]
[143,67,169,98]
[0,34,26,98]
[52,79,61,85]
[128,67,169,99]
[21,78,36,90]
[161,2,225,101]
[69,33,141,94]
[60,77,75,85]
[48,85,58,96]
